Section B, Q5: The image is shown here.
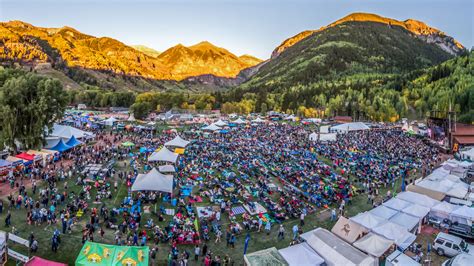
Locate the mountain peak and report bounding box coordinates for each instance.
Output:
[272,13,465,58]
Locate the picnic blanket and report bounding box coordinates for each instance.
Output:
[165,209,175,216]
[243,202,267,215]
[231,206,246,215]
[196,206,214,219]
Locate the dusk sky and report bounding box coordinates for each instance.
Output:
[1,0,472,59]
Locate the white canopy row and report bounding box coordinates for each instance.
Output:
[148,147,179,164]
[131,168,173,193]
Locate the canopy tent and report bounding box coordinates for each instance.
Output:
[127,113,136,122]
[148,147,179,164]
[121,141,135,147]
[320,125,329,133]
[284,114,295,121]
[66,135,83,147]
[15,152,35,162]
[369,205,398,220]
[233,118,247,124]
[308,132,318,142]
[164,135,190,148]
[372,221,416,250]
[131,168,173,193]
[406,184,446,201]
[244,247,288,266]
[353,233,394,258]
[49,124,93,139]
[76,241,148,266]
[158,165,176,173]
[401,204,430,219]
[214,119,228,127]
[386,250,421,266]
[450,205,474,225]
[49,139,72,152]
[430,201,461,220]
[0,159,12,168]
[301,228,376,266]
[6,156,23,166]
[278,242,325,266]
[319,133,337,142]
[41,149,59,157]
[331,216,367,243]
[251,117,266,123]
[396,191,440,208]
[202,124,221,131]
[331,122,370,133]
[103,117,118,126]
[382,198,411,211]
[389,212,419,232]
[461,147,474,161]
[25,256,67,266]
[350,211,385,230]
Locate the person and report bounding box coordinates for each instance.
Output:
[215,229,222,243]
[229,234,236,248]
[201,243,207,257]
[277,224,285,240]
[5,211,11,227]
[292,224,298,240]
[265,221,271,235]
[257,217,263,232]
[0,200,3,214]
[300,212,305,226]
[194,245,200,261]
[31,239,38,253]
[331,208,337,221]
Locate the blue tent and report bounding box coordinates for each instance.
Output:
[50,139,72,152]
[66,135,83,147]
[0,159,12,168]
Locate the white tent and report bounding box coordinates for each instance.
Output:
[244,247,288,266]
[131,168,173,193]
[284,115,296,121]
[104,117,118,126]
[382,198,411,211]
[309,132,318,142]
[148,147,179,163]
[396,191,440,208]
[461,147,474,161]
[331,216,368,244]
[128,113,136,121]
[369,205,398,220]
[301,228,376,266]
[147,121,156,126]
[331,122,370,133]
[214,119,228,127]
[278,242,325,266]
[353,233,394,258]
[389,212,419,232]
[319,133,337,142]
[164,135,190,148]
[430,201,460,221]
[158,165,176,173]
[401,204,430,219]
[350,212,385,230]
[49,124,93,140]
[372,221,416,250]
[386,250,421,266]
[320,125,329,133]
[450,205,474,225]
[202,124,221,131]
[233,118,247,124]
[251,117,266,123]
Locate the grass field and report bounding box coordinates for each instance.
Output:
[0,147,411,266]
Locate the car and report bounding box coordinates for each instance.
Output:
[434,232,473,257]
[442,253,474,266]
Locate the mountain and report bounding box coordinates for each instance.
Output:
[272,13,464,58]
[0,21,261,86]
[131,45,161,58]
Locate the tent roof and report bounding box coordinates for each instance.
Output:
[278,242,324,266]
[389,212,419,231]
[350,211,385,230]
[131,168,173,193]
[50,124,92,139]
[244,247,288,266]
[331,216,368,243]
[369,205,398,220]
[406,184,446,201]
[158,165,176,173]
[353,233,393,257]
[233,118,247,124]
[50,139,72,152]
[26,256,67,266]
[382,198,411,211]
[372,221,415,248]
[214,119,228,126]
[402,204,430,218]
[66,135,83,147]
[0,159,12,168]
[15,152,35,161]
[148,147,179,163]
[396,191,440,208]
[451,205,474,220]
[202,124,221,131]
[251,117,266,123]
[301,228,375,266]
[331,122,369,132]
[164,135,190,148]
[431,201,460,214]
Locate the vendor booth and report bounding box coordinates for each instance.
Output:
[331,216,367,243]
[278,242,325,266]
[244,247,288,266]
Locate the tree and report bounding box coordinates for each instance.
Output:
[0,69,68,151]
[130,102,152,120]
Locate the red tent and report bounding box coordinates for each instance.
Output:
[25,257,67,266]
[15,153,35,161]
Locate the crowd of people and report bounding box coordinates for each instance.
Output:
[0,118,441,265]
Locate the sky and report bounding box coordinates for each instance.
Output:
[1,0,472,59]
